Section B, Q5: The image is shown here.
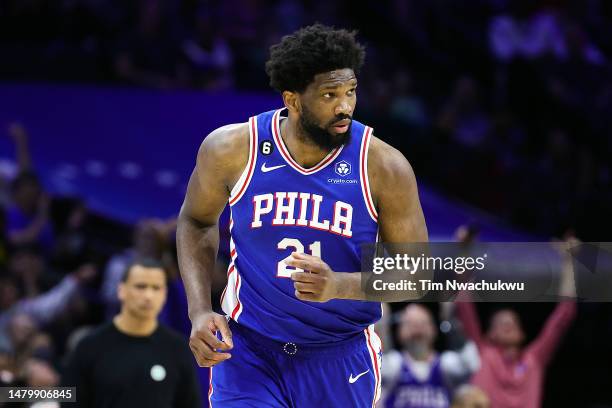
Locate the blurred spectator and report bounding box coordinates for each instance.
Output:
[62,258,201,408]
[0,263,96,355]
[379,304,479,408]
[454,239,577,408]
[2,123,55,254]
[101,219,169,317]
[6,172,54,251]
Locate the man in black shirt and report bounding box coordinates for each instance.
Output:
[62,258,201,407]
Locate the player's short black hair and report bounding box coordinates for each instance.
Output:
[265,23,366,93]
[121,258,168,284]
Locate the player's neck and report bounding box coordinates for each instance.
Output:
[282,117,334,168]
[113,313,158,337]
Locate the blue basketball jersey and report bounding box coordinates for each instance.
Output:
[384,356,450,408]
[220,108,381,344]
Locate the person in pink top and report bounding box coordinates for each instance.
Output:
[455,241,577,408]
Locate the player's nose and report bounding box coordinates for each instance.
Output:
[335,100,352,116]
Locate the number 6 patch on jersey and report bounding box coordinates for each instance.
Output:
[260,140,273,155]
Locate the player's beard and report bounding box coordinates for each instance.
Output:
[299,105,352,150]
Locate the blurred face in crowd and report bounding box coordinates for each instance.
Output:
[290,68,357,150]
[118,265,167,321]
[398,304,436,358]
[8,313,37,349]
[488,309,525,348]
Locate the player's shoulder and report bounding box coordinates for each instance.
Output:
[197,122,250,182]
[367,134,416,185]
[199,122,250,159]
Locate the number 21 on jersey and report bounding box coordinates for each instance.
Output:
[277,238,321,278]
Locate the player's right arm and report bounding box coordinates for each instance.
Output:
[177,123,249,367]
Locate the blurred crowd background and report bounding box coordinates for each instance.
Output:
[2,0,612,239]
[1,0,611,407]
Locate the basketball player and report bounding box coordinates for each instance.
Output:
[177,24,428,407]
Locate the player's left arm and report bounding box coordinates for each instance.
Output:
[288,135,428,302]
[369,135,428,244]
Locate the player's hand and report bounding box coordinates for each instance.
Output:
[288,252,340,302]
[189,311,233,367]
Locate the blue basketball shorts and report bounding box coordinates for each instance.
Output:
[208,319,382,407]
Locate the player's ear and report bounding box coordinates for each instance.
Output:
[282,91,300,114]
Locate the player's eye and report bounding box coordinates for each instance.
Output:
[347,88,356,96]
[322,92,334,98]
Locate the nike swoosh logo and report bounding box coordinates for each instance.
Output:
[261,163,286,173]
[349,369,370,384]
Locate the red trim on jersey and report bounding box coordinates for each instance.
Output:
[272,109,343,175]
[230,272,242,319]
[229,116,257,206]
[365,328,381,407]
[360,126,378,222]
[208,367,213,407]
[219,264,235,305]
[219,283,227,304]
